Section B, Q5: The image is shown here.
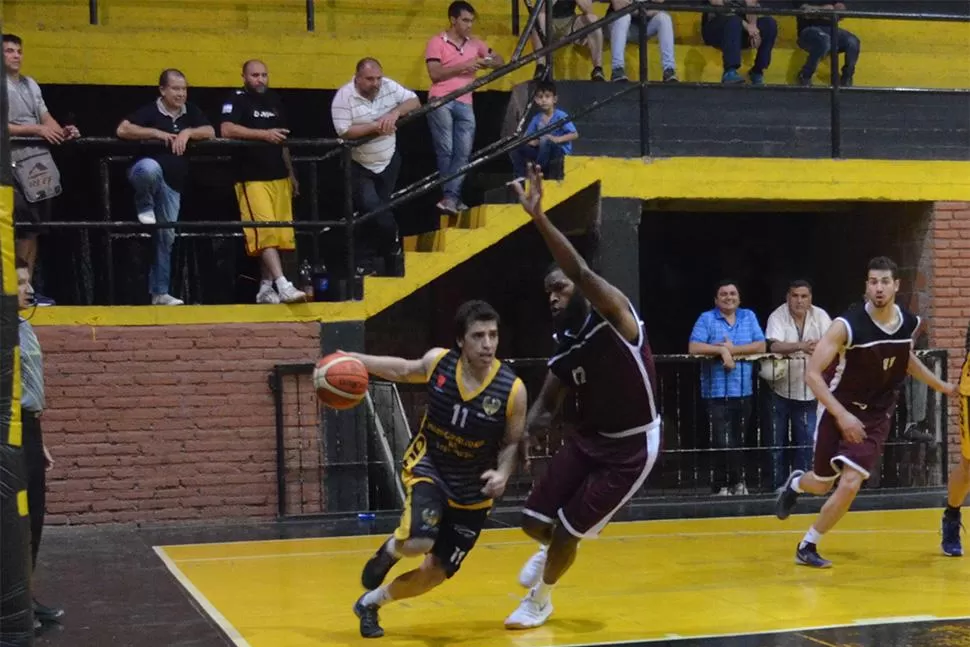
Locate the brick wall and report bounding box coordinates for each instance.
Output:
[36,323,321,525]
[930,202,970,467]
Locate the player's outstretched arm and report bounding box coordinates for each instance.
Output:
[481,379,529,498]
[344,347,447,384]
[907,352,958,396]
[512,164,640,343]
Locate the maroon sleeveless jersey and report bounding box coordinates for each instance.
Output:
[824,302,920,414]
[547,300,659,435]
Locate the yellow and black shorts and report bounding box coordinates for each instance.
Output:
[394,476,490,577]
[234,179,295,256]
[960,395,970,462]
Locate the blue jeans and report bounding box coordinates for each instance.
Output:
[510,138,565,178]
[702,15,778,73]
[127,158,181,296]
[797,26,860,80]
[706,396,752,491]
[427,101,476,202]
[769,393,817,489]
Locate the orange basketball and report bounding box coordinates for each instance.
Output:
[313,353,369,410]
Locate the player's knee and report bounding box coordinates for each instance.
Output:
[551,520,582,547]
[837,468,865,493]
[420,555,451,585]
[399,537,435,557]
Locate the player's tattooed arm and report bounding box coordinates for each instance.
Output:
[344,347,448,384]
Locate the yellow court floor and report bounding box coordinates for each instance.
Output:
[155,509,970,647]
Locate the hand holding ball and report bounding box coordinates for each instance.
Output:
[314,353,369,409]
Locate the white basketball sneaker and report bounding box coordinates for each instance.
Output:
[518,546,548,588]
[504,585,553,630]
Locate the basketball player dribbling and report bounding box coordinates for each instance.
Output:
[776,257,958,567]
[940,320,970,557]
[503,164,661,629]
[346,300,527,638]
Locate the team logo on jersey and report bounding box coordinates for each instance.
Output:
[482,396,502,416]
[421,508,440,529]
[436,374,447,388]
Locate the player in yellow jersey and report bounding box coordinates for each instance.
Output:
[346,300,527,638]
[942,320,970,556]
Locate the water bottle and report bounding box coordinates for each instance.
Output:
[312,263,330,302]
[298,259,313,299]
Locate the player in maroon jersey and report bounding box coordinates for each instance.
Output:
[503,164,661,629]
[776,257,958,567]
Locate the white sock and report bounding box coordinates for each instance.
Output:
[274,277,290,290]
[361,586,392,608]
[800,526,822,548]
[260,279,273,290]
[533,579,554,605]
[791,475,804,493]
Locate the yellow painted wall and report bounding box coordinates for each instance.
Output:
[3,1,968,89]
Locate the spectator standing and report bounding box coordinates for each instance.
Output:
[701,0,778,84]
[4,33,81,306]
[689,280,766,495]
[425,1,504,215]
[763,280,832,491]
[331,58,420,276]
[220,60,306,304]
[793,1,860,86]
[116,69,215,305]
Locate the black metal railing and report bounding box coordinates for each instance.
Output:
[272,350,950,518]
[9,1,970,304]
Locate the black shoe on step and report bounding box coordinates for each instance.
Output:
[361,538,400,590]
[33,599,64,621]
[354,594,385,638]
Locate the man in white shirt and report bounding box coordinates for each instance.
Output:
[331,58,419,276]
[763,280,832,491]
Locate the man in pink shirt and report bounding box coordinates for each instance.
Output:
[425,1,504,214]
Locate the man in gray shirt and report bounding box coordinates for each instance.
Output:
[4,33,80,306]
[16,257,63,628]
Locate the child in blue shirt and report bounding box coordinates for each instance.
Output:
[510,81,578,181]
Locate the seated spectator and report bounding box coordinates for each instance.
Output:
[4,32,81,306]
[793,1,860,86]
[116,69,215,305]
[331,58,420,276]
[701,0,777,84]
[605,0,678,82]
[688,280,766,495]
[530,0,606,81]
[510,80,578,181]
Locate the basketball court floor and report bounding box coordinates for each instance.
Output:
[111,507,968,647]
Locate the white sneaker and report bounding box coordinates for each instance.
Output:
[733,482,749,496]
[518,546,547,588]
[504,586,553,630]
[276,280,307,304]
[256,284,281,304]
[151,293,183,305]
[137,210,156,225]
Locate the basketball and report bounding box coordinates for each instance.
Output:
[313,353,369,410]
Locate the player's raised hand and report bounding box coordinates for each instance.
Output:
[480,469,509,498]
[836,411,867,444]
[512,163,544,218]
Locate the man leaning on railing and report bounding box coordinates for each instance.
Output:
[115,69,215,306]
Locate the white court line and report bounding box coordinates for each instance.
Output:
[152,546,252,647]
[529,614,970,647]
[164,528,939,564]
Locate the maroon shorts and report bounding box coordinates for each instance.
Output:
[523,422,660,539]
[813,406,893,480]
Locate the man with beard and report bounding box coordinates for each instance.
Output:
[220,59,305,304]
[331,58,419,276]
[776,257,958,568]
[504,164,661,630]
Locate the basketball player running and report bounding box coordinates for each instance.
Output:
[776,257,958,567]
[346,300,527,638]
[941,320,970,556]
[504,164,661,629]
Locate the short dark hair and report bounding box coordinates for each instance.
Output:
[715,278,738,294]
[788,279,812,292]
[15,257,28,270]
[2,34,22,47]
[355,57,382,74]
[534,80,557,96]
[454,300,499,342]
[543,262,561,279]
[448,1,476,19]
[867,256,899,280]
[158,68,185,88]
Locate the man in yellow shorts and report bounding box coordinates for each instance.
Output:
[942,320,970,556]
[220,59,306,304]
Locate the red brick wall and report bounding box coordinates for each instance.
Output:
[930,202,970,467]
[36,323,321,525]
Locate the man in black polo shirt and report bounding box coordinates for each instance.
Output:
[793,1,860,87]
[116,68,214,305]
[219,59,305,304]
